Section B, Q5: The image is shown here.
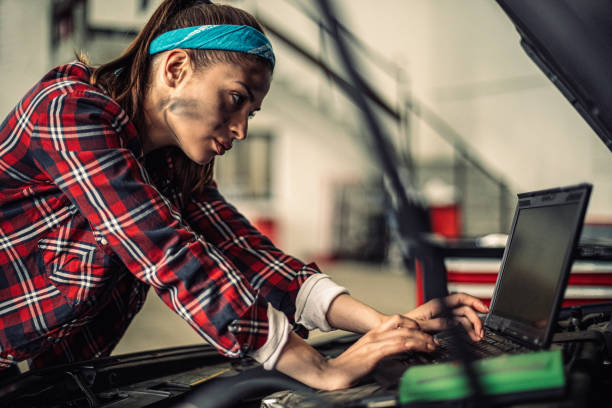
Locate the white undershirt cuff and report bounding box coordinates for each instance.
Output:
[250,303,291,370]
[295,274,349,332]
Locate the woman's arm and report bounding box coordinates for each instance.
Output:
[325,293,385,334]
[183,185,329,327]
[326,292,489,341]
[275,315,437,390]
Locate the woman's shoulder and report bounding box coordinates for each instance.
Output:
[22,61,140,154]
[1,61,126,137]
[30,61,135,135]
[7,61,123,127]
[37,61,118,109]
[42,60,93,84]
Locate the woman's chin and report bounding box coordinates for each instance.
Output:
[184,150,215,166]
[172,140,213,165]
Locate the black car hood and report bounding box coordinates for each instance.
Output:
[496,0,612,152]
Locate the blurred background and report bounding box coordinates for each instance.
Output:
[1,0,611,361]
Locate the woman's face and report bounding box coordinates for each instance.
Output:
[149,53,272,165]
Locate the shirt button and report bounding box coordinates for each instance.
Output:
[100,238,109,246]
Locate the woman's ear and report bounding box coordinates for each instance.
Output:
[161,49,192,88]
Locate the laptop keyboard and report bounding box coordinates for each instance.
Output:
[370,328,532,388]
[425,328,530,363]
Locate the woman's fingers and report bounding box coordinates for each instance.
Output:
[372,335,434,357]
[419,315,483,342]
[416,317,452,332]
[408,294,488,339]
[446,293,489,314]
[407,299,443,320]
[452,306,484,341]
[409,304,485,342]
[362,327,438,357]
[403,294,487,325]
[369,326,437,349]
[376,314,421,332]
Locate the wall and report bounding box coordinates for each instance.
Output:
[333,0,612,216]
[1,0,609,261]
[229,78,377,260]
[0,0,51,117]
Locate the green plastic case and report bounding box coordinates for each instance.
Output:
[399,350,565,404]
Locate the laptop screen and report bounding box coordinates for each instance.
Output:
[490,202,580,337]
[484,184,590,348]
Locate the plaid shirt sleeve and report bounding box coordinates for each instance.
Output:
[29,89,270,358]
[182,186,321,334]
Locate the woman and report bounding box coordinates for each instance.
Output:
[0,0,488,390]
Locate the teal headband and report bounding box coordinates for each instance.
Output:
[149,25,275,67]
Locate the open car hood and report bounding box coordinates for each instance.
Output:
[0,334,360,408]
[496,0,612,152]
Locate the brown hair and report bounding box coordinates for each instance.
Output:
[82,0,272,200]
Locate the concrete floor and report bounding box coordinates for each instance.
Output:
[112,261,416,355]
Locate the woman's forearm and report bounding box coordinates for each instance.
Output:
[274,331,338,390]
[325,294,385,334]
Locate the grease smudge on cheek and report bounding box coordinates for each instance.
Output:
[166,97,201,120]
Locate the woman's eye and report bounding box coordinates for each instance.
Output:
[232,94,244,106]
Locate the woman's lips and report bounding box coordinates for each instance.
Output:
[214,139,226,155]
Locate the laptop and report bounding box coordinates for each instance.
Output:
[374,183,592,386]
[476,183,592,349]
[432,183,593,362]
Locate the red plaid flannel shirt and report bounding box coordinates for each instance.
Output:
[0,62,318,370]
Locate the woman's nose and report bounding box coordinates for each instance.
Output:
[229,112,248,140]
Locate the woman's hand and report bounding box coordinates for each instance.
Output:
[275,315,438,391]
[276,293,486,390]
[325,292,488,343]
[403,293,490,341]
[323,314,438,389]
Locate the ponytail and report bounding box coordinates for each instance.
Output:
[81,0,269,201]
